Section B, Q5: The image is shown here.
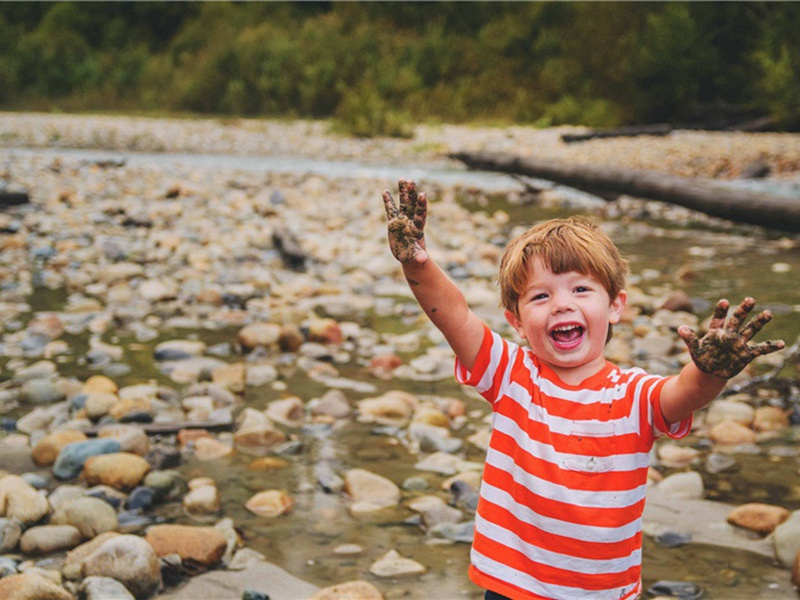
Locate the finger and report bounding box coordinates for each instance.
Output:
[413,192,428,232]
[397,179,417,217]
[748,339,786,358]
[677,325,700,354]
[726,297,755,331]
[382,190,400,220]
[739,309,773,340]
[708,299,730,331]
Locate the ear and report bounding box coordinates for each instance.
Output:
[504,309,525,339]
[608,289,627,325]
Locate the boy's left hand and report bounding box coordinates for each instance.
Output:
[678,297,785,379]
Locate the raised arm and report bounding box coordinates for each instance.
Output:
[660,297,785,424]
[382,179,485,370]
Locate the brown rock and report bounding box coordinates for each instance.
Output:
[0,572,74,600]
[727,502,791,535]
[245,490,294,518]
[145,524,228,566]
[792,551,800,588]
[237,322,282,351]
[310,580,384,600]
[308,318,343,345]
[659,290,694,312]
[177,428,213,447]
[709,420,756,445]
[62,532,121,580]
[752,406,790,432]
[83,452,150,490]
[369,354,402,378]
[82,375,118,394]
[32,430,88,467]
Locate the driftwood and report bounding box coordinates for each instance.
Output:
[79,419,234,437]
[0,190,29,207]
[561,124,672,143]
[451,151,800,233]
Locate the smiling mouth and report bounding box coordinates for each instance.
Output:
[550,325,585,349]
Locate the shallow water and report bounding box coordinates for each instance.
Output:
[2,146,800,598]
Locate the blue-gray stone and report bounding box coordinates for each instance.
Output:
[126,486,156,511]
[20,472,50,490]
[0,518,22,553]
[53,438,121,480]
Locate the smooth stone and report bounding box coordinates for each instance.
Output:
[343,468,401,512]
[415,451,461,475]
[97,424,150,456]
[309,390,352,419]
[126,486,156,511]
[752,406,790,432]
[0,517,23,552]
[793,551,800,588]
[0,555,18,577]
[704,453,738,474]
[245,490,294,518]
[83,452,150,490]
[727,502,790,535]
[153,340,207,361]
[182,484,221,515]
[80,576,135,600]
[0,571,73,600]
[212,363,246,392]
[16,404,67,434]
[772,510,800,566]
[646,580,704,600]
[20,379,66,405]
[192,437,234,460]
[237,323,282,350]
[706,399,755,427]
[51,496,118,539]
[47,485,87,511]
[84,392,119,420]
[309,581,383,600]
[20,524,81,554]
[709,420,757,445]
[53,438,122,480]
[430,520,475,543]
[357,391,417,427]
[408,495,464,529]
[32,430,88,467]
[82,375,118,394]
[62,532,121,580]
[233,425,287,456]
[0,474,51,524]
[265,397,305,428]
[145,524,228,566]
[143,470,187,502]
[81,534,162,599]
[653,471,704,499]
[369,549,426,577]
[244,363,278,387]
[409,422,462,454]
[657,444,700,468]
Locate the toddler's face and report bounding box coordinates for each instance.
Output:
[504,257,626,383]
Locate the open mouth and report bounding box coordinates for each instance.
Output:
[549,324,585,349]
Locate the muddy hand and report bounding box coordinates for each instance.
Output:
[382,179,429,264]
[678,297,785,379]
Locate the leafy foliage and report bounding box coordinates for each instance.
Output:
[0,2,797,135]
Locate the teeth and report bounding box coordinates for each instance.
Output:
[552,325,580,332]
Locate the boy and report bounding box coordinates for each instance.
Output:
[381,179,785,600]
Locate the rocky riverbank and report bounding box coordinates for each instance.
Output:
[1,113,799,599]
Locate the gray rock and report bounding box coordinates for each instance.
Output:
[20,524,82,554]
[81,576,136,600]
[53,438,122,480]
[0,517,22,552]
[773,510,800,566]
[51,496,119,538]
[20,378,65,405]
[81,534,162,599]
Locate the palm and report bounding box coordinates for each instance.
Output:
[382,179,428,264]
[678,297,784,379]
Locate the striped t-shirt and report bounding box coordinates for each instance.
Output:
[455,326,691,600]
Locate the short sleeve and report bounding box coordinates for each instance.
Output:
[454,325,518,404]
[651,376,693,439]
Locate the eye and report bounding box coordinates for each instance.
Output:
[574,285,592,293]
[530,292,548,301]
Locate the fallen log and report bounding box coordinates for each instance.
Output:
[0,190,29,208]
[561,123,672,143]
[451,151,800,233]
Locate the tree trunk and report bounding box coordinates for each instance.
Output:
[451,151,800,232]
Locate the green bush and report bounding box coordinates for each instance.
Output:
[333,81,413,138]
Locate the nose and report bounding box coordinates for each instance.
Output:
[551,291,576,314]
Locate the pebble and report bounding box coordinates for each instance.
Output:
[80,534,162,599]
[727,502,790,535]
[51,496,118,539]
[145,524,228,566]
[244,490,294,518]
[0,517,23,552]
[369,549,426,577]
[0,571,73,600]
[53,439,122,480]
[653,471,705,500]
[80,576,136,600]
[772,510,800,566]
[20,524,82,554]
[0,474,51,525]
[310,580,383,599]
[344,468,401,513]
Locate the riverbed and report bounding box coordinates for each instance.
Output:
[1,113,799,599]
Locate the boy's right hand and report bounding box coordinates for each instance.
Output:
[382,179,429,265]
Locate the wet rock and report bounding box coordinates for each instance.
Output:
[706,399,755,427]
[81,534,162,599]
[84,392,119,420]
[265,397,304,428]
[415,451,461,475]
[657,444,699,468]
[307,318,343,345]
[145,524,228,566]
[709,420,757,445]
[409,422,462,454]
[32,430,88,467]
[369,549,426,577]
[369,354,402,378]
[726,503,790,535]
[20,524,82,554]
[80,576,135,600]
[237,323,282,351]
[233,424,287,456]
[51,496,118,539]
[16,404,67,434]
[83,452,150,491]
[62,531,121,580]
[343,468,401,512]
[653,530,692,547]
[183,479,221,516]
[704,453,738,474]
[309,389,352,420]
[20,378,66,405]
[309,580,384,599]
[143,470,187,502]
[752,406,790,432]
[772,510,800,566]
[53,438,122,480]
[0,517,23,552]
[408,495,464,530]
[83,375,118,394]
[0,474,50,524]
[153,340,206,361]
[97,424,150,456]
[646,580,704,599]
[653,471,704,499]
[357,391,417,427]
[191,436,234,460]
[245,490,294,518]
[430,520,475,543]
[212,363,245,393]
[0,571,74,600]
